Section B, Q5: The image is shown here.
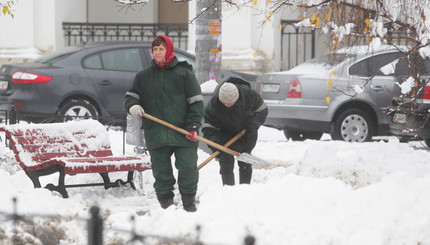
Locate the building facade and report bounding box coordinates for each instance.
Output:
[0,0,329,74]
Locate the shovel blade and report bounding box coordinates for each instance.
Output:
[236,153,272,167]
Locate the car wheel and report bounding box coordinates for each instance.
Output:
[331,109,373,142]
[58,99,99,121]
[283,129,323,141]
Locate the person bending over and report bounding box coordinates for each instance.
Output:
[202,77,267,185]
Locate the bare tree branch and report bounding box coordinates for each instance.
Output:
[189,0,219,23]
[114,0,148,13]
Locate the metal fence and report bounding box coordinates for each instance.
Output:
[63,22,189,50]
[1,198,256,245]
[280,20,413,72]
[280,20,316,71]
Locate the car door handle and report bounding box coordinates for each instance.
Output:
[371,85,384,91]
[98,80,112,86]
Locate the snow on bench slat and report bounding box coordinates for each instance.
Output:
[26,155,152,174]
[6,120,119,168]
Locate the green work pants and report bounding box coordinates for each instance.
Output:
[149,145,199,197]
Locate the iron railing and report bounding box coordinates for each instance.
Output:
[280,20,316,71]
[280,20,413,71]
[1,198,256,245]
[63,22,189,50]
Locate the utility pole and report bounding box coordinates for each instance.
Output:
[195,0,222,84]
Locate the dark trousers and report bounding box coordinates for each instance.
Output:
[149,145,199,197]
[219,153,252,185]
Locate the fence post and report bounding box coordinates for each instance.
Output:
[10,106,16,125]
[12,197,18,245]
[88,206,103,245]
[244,235,255,245]
[6,106,17,149]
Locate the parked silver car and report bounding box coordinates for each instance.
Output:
[256,45,421,142]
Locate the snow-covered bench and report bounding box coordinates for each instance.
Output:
[1,120,151,198]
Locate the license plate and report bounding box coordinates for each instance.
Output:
[262,83,280,93]
[0,81,8,91]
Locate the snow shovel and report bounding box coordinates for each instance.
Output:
[197,129,246,170]
[142,113,272,167]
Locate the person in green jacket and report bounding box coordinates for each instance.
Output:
[124,36,204,212]
[202,77,268,185]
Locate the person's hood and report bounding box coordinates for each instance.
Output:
[153,35,175,68]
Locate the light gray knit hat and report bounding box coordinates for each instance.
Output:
[218,82,239,104]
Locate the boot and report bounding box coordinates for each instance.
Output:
[181,193,197,212]
[221,173,235,186]
[157,194,174,209]
[239,165,252,184]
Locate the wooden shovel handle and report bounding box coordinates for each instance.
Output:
[197,129,246,170]
[142,113,241,157]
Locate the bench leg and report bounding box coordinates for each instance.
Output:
[99,171,137,190]
[99,172,113,189]
[44,167,69,198]
[25,171,42,188]
[127,171,136,190]
[25,166,69,198]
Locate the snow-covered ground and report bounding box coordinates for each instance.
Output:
[1,124,430,245]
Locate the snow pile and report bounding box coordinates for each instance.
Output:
[200,79,218,94]
[1,127,430,244]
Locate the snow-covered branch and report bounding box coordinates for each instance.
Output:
[267,0,429,51]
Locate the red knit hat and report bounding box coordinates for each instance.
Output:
[153,35,175,68]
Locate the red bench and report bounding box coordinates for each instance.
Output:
[2,120,151,198]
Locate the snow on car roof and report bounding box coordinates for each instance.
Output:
[275,53,356,76]
[337,44,408,55]
[271,44,410,76]
[280,63,334,76]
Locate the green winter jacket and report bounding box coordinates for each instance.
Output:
[202,77,268,153]
[124,58,204,150]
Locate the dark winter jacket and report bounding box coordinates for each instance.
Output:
[124,58,204,150]
[202,77,268,153]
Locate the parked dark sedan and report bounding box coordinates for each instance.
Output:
[0,42,256,123]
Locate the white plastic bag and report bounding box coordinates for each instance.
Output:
[126,114,145,148]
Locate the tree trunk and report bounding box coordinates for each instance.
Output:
[195,0,222,84]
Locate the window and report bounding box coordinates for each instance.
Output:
[176,52,196,68]
[423,59,430,75]
[349,52,402,77]
[394,54,430,77]
[83,48,143,72]
[83,55,102,69]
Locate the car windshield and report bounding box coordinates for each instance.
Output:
[284,52,357,75]
[307,53,357,67]
[34,46,84,64]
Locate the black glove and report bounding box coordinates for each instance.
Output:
[215,152,230,163]
[229,140,246,153]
